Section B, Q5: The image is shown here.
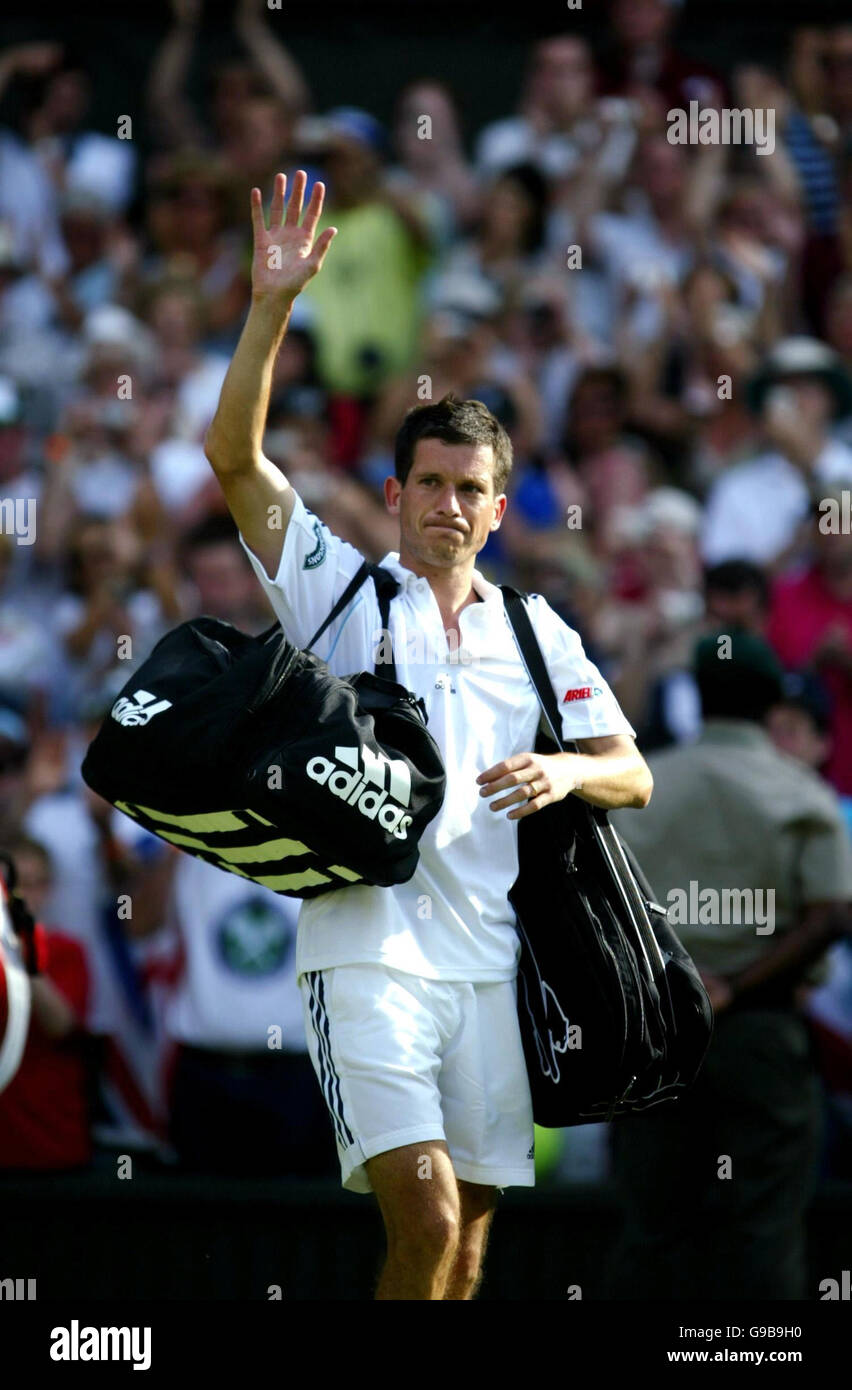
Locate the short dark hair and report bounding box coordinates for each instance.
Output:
[704,560,770,611]
[394,394,513,495]
[180,512,249,565]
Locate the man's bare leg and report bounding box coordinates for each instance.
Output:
[443,1180,497,1300]
[367,1140,461,1300]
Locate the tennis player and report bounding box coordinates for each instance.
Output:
[205,172,652,1300]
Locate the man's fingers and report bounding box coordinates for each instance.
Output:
[249,186,265,240]
[301,179,326,242]
[488,785,533,813]
[507,792,547,820]
[310,225,337,271]
[477,756,532,786]
[284,168,306,226]
[479,768,539,797]
[269,171,287,227]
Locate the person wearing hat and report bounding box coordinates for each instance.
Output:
[702,336,852,568]
[609,629,852,1299]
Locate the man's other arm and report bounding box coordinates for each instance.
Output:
[204,172,336,578]
[478,733,653,818]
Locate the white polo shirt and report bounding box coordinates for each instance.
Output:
[241,493,634,983]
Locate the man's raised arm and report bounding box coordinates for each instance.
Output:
[204,171,337,578]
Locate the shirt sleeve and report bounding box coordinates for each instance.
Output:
[239,491,367,650]
[797,814,852,905]
[527,596,636,743]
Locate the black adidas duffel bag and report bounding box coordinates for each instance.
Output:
[82,562,446,897]
[502,587,714,1127]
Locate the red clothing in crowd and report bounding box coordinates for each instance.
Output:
[768,566,852,794]
[0,926,91,1170]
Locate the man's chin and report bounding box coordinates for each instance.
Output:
[421,534,468,564]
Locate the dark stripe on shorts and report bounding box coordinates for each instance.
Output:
[307,972,342,1146]
[316,971,354,1147]
[307,971,353,1149]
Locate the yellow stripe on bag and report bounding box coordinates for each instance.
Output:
[116,802,247,833]
[156,832,311,862]
[327,864,363,881]
[224,864,333,891]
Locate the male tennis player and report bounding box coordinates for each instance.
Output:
[205,172,652,1300]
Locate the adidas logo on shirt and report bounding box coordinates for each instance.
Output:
[306,744,414,840]
[111,690,173,727]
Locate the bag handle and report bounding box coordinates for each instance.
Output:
[302,560,400,683]
[500,585,574,753]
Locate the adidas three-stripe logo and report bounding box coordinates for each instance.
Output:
[111,690,173,727]
[306,744,414,840]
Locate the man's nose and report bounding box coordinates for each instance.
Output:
[436,486,462,513]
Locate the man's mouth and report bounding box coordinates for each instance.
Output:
[426,522,466,535]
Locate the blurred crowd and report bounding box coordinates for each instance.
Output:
[1,0,852,1185]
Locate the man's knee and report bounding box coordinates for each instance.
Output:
[389,1200,461,1266]
[368,1141,461,1264]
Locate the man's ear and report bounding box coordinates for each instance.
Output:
[490,494,508,531]
[384,476,402,514]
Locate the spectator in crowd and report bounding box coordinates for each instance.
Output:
[704,557,770,635]
[180,511,274,634]
[0,43,75,281]
[0,835,91,1171]
[609,632,852,1298]
[137,159,249,351]
[15,50,136,216]
[298,108,433,408]
[389,80,480,245]
[600,0,726,113]
[476,34,636,191]
[146,0,310,159]
[701,337,852,568]
[124,849,337,1178]
[592,487,705,737]
[765,670,852,1180]
[768,488,852,798]
[433,162,554,315]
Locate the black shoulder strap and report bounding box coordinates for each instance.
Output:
[301,560,399,683]
[305,559,372,652]
[501,585,574,753]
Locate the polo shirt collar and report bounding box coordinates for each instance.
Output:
[377,552,501,605]
[698,719,772,749]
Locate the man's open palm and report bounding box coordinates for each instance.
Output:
[250,171,337,302]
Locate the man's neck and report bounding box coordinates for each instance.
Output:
[398,550,481,620]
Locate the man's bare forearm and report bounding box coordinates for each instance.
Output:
[205,294,295,473]
[559,747,653,811]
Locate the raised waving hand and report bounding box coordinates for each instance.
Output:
[250,171,337,304]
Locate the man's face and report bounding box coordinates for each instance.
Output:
[531,39,593,121]
[705,587,766,635]
[384,439,506,572]
[187,543,258,621]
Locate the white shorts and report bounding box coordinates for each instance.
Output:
[299,963,535,1194]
